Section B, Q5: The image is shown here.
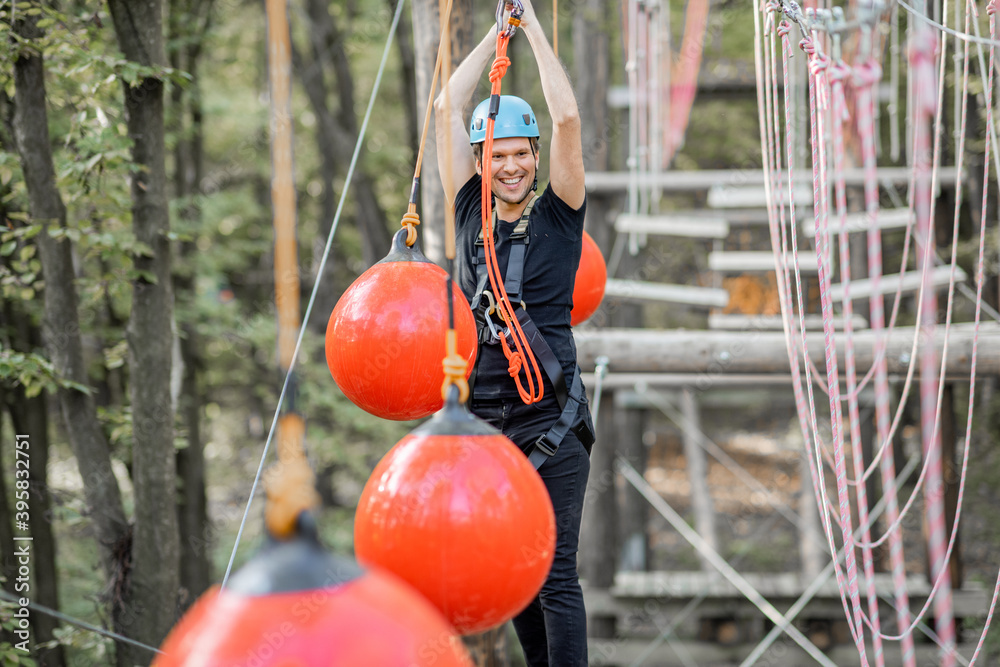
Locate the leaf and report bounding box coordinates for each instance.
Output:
[0,241,15,256]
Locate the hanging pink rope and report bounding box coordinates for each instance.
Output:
[854,53,917,667]
[665,0,710,164]
[830,58,886,667]
[909,23,957,667]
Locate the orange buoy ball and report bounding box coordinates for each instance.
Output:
[154,515,473,667]
[570,230,607,325]
[354,394,556,635]
[325,229,477,421]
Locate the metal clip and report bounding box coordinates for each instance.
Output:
[496,0,524,37]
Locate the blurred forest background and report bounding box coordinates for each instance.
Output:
[2,0,998,665]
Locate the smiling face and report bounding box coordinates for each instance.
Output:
[475,137,539,207]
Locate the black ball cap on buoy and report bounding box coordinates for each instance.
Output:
[226,511,362,596]
[153,507,476,666]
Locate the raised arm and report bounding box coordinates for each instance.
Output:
[434,27,496,205]
[518,1,585,209]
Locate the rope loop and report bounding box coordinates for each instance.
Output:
[988,0,996,16]
[265,456,321,540]
[799,35,815,55]
[763,0,780,34]
[829,62,851,122]
[441,329,470,403]
[490,54,512,83]
[777,19,792,38]
[807,51,829,110]
[852,61,883,89]
[507,351,524,377]
[401,209,421,246]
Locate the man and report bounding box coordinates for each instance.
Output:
[435,1,592,664]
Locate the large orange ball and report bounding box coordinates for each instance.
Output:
[571,230,607,325]
[154,520,473,666]
[354,401,556,634]
[326,230,477,421]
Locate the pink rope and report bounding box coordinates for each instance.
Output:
[909,25,957,666]
[801,34,867,654]
[854,55,916,667]
[829,59,885,667]
[780,20,850,586]
[968,4,1000,663]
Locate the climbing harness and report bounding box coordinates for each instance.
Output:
[469,192,594,468]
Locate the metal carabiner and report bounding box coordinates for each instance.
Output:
[495,0,524,37]
[483,309,507,343]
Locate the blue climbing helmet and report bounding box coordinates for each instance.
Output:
[469,95,540,145]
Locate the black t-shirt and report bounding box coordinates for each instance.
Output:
[454,174,586,399]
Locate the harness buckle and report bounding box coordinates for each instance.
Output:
[531,434,558,459]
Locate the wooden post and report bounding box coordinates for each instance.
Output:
[680,387,717,570]
[925,383,963,588]
[581,388,618,641]
[619,405,648,571]
[573,326,1000,375]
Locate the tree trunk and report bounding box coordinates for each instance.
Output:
[168,0,213,607]
[10,8,131,645]
[107,0,181,659]
[7,388,67,667]
[412,0,474,264]
[0,284,67,666]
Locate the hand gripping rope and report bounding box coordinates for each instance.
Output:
[478,1,547,405]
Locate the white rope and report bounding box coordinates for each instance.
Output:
[897,0,1000,46]
[222,0,407,589]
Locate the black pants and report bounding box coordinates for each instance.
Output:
[471,394,591,667]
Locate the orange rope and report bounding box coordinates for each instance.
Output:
[401,0,455,246]
[480,32,545,405]
[439,0,469,403]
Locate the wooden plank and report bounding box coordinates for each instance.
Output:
[681,389,717,572]
[709,250,819,273]
[615,213,730,239]
[804,207,914,236]
[586,638,985,667]
[573,324,1000,375]
[830,265,968,301]
[708,313,869,331]
[708,184,813,209]
[604,279,730,308]
[584,167,958,193]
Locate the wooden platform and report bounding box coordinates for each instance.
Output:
[573,324,1000,376]
[584,571,992,666]
[604,279,730,308]
[708,313,869,331]
[584,167,958,194]
[615,213,730,239]
[708,250,819,273]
